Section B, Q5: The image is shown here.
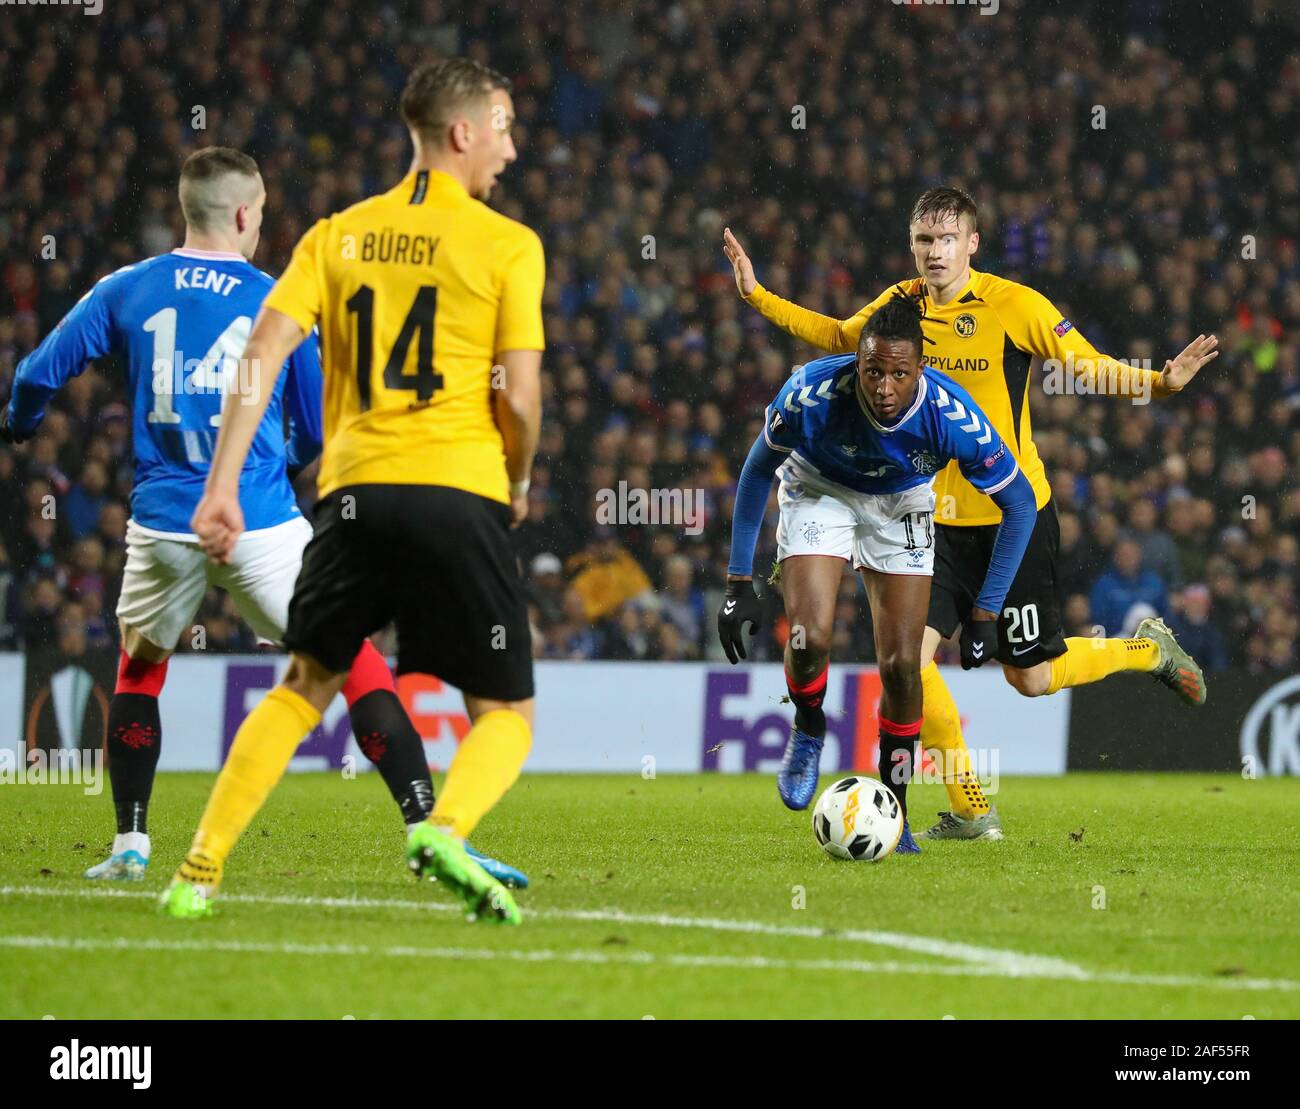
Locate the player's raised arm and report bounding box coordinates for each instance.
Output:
[191,305,305,562]
[0,274,119,443]
[723,226,865,354]
[1000,282,1218,401]
[1158,333,1220,393]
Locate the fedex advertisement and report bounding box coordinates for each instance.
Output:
[140,658,1069,776]
[1,654,1069,775]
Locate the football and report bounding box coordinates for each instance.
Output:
[812,776,904,862]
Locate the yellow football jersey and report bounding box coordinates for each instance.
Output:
[747,269,1164,526]
[264,168,545,504]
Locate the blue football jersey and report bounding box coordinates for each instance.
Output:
[762,354,1020,498]
[10,248,322,536]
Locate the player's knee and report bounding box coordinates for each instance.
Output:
[788,619,833,662]
[119,623,172,664]
[1003,662,1051,697]
[920,626,943,669]
[283,652,349,712]
[466,696,534,732]
[877,652,922,703]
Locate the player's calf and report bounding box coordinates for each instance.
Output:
[343,642,436,828]
[876,653,924,821]
[1001,661,1053,697]
[89,648,168,882]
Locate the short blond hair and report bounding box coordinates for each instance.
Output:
[400,57,511,144]
[178,147,260,232]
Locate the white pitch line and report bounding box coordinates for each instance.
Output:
[0,934,1295,994]
[0,882,1079,977]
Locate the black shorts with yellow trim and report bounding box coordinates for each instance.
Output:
[927,499,1067,669]
[283,484,534,701]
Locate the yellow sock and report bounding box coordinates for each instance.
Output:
[431,709,532,839]
[1046,637,1159,696]
[919,662,989,819]
[178,685,320,888]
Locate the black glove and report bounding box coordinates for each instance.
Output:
[960,615,999,670]
[717,578,763,664]
[0,405,32,445]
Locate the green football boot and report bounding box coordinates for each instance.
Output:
[158,878,214,920]
[406,822,521,925]
[1137,616,1207,706]
[917,806,1005,842]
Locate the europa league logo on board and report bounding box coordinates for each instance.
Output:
[23,651,115,755]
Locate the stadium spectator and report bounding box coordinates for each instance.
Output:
[658,553,705,650]
[63,460,110,540]
[1124,498,1183,589]
[1089,538,1169,637]
[528,552,567,627]
[1166,584,1231,672]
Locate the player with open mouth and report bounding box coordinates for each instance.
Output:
[718,294,1038,848]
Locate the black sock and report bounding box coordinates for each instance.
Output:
[877,723,918,819]
[106,692,162,835]
[786,665,829,738]
[794,703,826,737]
[348,689,435,824]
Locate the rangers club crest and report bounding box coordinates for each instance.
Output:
[800,521,824,547]
[910,450,940,475]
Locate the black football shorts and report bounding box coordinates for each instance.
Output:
[284,484,534,701]
[927,499,1066,669]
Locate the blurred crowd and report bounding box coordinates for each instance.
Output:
[1,0,1297,673]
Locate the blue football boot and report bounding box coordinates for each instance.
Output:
[777,726,825,810]
[84,849,149,881]
[465,842,530,889]
[895,821,921,855]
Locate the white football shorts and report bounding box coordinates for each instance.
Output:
[775,454,936,575]
[115,515,313,651]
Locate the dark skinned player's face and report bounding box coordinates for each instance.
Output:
[857,336,922,422]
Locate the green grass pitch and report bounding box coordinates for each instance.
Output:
[1,771,1297,1019]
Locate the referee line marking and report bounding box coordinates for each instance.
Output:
[0,932,1294,993]
[0,882,1077,976]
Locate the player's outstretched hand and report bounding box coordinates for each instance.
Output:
[718,578,763,664]
[959,612,999,670]
[722,227,757,298]
[191,489,244,565]
[0,405,33,445]
[1161,333,1219,393]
